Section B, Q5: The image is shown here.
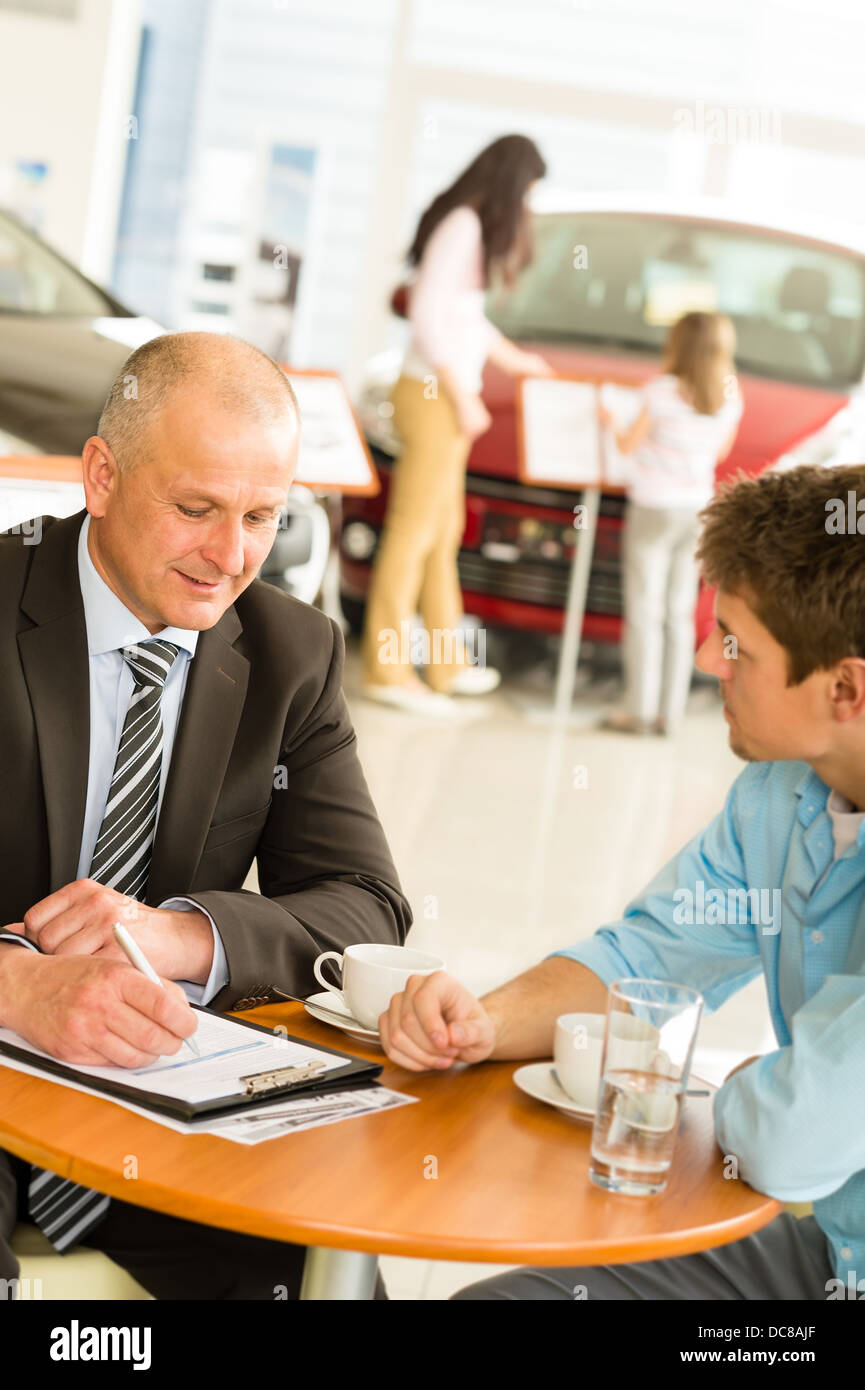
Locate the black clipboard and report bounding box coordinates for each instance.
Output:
[0,1004,382,1125]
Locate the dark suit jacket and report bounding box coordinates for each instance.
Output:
[0,510,412,1011]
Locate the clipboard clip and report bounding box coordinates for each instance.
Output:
[239,1060,327,1097]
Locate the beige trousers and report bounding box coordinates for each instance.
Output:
[362,376,471,692]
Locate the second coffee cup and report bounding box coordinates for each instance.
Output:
[553,1013,606,1109]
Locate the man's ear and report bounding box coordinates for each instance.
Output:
[830,657,865,722]
[81,436,120,518]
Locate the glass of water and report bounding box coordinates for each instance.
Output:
[589,979,704,1197]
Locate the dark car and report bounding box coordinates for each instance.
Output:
[0,209,328,601]
[0,207,164,455]
[344,195,865,649]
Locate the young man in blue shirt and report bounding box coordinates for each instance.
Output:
[379,462,865,1300]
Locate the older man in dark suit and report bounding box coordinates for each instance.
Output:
[0,331,411,1298]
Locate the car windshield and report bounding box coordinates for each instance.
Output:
[0,211,115,315]
[487,213,865,389]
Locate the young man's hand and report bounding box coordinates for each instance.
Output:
[379,970,496,1071]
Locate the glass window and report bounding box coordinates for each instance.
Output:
[488,213,865,388]
[0,212,116,316]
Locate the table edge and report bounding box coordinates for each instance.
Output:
[0,1125,782,1265]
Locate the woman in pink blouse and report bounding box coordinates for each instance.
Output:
[362,134,552,715]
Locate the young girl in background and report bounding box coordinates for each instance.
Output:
[599,310,742,736]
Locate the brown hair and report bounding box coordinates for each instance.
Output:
[407,134,547,288]
[697,463,865,684]
[663,311,736,415]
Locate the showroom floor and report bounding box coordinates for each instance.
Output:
[337,641,776,1300]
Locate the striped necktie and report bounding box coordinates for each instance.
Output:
[28,638,181,1252]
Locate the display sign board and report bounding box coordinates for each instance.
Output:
[0,366,380,508]
[281,367,379,495]
[517,374,645,493]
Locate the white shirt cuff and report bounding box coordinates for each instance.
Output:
[157,898,229,1005]
[0,933,39,952]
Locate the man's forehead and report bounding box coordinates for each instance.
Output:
[714,588,777,647]
[163,471,290,504]
[715,588,752,625]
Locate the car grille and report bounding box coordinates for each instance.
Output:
[351,450,626,615]
[457,550,623,613]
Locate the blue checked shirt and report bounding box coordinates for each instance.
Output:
[553,759,865,1285]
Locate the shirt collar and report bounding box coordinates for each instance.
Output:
[793,765,831,828]
[77,514,199,659]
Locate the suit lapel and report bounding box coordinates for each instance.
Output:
[147,608,249,905]
[18,510,250,904]
[18,511,91,893]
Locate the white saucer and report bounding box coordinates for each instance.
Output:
[512,1062,596,1120]
[304,992,383,1050]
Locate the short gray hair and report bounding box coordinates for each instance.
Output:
[96,331,299,472]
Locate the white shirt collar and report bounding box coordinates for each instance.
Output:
[77,514,199,659]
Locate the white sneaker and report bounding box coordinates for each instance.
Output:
[361,682,459,718]
[446,666,501,696]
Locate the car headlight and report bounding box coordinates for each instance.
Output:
[342,521,377,560]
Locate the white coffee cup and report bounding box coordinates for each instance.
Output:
[605,1013,660,1072]
[312,943,445,1030]
[553,1013,606,1108]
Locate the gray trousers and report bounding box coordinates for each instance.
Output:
[452,1213,834,1300]
[622,502,702,731]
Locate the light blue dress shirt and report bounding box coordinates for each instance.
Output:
[553,757,865,1284]
[0,515,229,1003]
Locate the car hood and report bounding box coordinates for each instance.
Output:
[0,315,163,454]
[470,342,853,483]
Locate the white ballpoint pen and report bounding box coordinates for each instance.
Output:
[112,922,201,1057]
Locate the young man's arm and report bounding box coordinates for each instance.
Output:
[714,972,865,1201]
[379,957,608,1071]
[381,762,769,1072]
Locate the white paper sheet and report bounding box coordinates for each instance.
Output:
[0,1051,416,1145]
[0,1012,346,1105]
[285,373,374,490]
[599,381,645,487]
[520,377,602,487]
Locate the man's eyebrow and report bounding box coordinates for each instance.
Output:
[171,492,284,512]
[716,615,748,651]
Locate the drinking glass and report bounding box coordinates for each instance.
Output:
[589,978,704,1196]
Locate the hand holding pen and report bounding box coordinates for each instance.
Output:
[113,922,200,1057]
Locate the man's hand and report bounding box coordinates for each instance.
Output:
[379,971,496,1072]
[0,947,198,1067]
[4,879,213,984]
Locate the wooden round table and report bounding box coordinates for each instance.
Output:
[0,1003,780,1299]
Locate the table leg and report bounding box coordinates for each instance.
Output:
[300,1246,379,1300]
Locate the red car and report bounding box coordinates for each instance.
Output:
[342,196,865,649]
